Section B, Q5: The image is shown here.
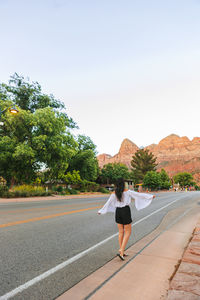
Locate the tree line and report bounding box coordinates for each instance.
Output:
[0,74,198,194]
[100,148,198,190]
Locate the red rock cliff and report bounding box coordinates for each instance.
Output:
[97,138,139,168]
[97,134,200,183]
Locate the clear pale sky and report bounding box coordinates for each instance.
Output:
[0,0,200,155]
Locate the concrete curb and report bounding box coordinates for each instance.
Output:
[167,220,200,299]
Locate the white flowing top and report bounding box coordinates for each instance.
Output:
[98,190,154,214]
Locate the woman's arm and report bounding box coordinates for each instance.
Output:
[98,194,115,214]
[128,190,155,210]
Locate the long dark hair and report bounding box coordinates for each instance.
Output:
[115,178,125,202]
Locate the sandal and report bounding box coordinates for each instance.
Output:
[117,253,125,261]
[118,249,128,257]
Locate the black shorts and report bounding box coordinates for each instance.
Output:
[115,205,132,225]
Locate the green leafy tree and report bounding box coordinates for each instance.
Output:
[68,150,99,182]
[0,73,76,127]
[159,169,171,189]
[143,171,161,190]
[61,170,82,185]
[67,135,99,182]
[0,75,101,186]
[131,149,157,183]
[77,135,97,154]
[101,163,130,184]
[173,172,195,188]
[0,104,77,185]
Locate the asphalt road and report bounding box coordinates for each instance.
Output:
[0,191,200,300]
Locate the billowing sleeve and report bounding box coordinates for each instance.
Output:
[98,194,116,214]
[128,190,154,211]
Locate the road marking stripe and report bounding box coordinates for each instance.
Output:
[0,196,185,299]
[0,206,102,228]
[0,202,101,214]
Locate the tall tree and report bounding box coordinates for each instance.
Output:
[68,135,99,182]
[0,74,102,185]
[77,134,97,154]
[131,149,157,183]
[159,168,171,189]
[101,163,130,184]
[0,73,76,128]
[0,103,77,185]
[143,171,161,190]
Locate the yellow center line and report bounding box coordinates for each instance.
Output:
[0,202,101,214]
[0,205,102,228]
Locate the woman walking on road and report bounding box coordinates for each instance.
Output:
[98,178,155,260]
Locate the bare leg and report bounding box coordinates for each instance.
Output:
[117,223,124,251]
[120,224,132,257]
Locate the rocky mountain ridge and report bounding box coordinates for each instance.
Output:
[97,134,200,184]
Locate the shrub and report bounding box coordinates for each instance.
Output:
[69,188,79,195]
[52,186,58,192]
[0,176,7,186]
[98,187,110,194]
[63,189,71,195]
[7,185,52,197]
[0,185,9,197]
[56,186,63,193]
[78,180,99,192]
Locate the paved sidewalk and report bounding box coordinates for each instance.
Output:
[167,220,200,299]
[57,206,200,300]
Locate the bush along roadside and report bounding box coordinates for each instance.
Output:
[0,183,111,198]
[97,187,110,194]
[0,185,52,198]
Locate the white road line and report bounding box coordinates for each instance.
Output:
[0,196,186,299]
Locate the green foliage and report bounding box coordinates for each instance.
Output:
[0,185,9,197]
[67,134,99,182]
[173,172,194,188]
[143,169,171,190]
[97,187,110,194]
[78,180,99,192]
[77,135,97,154]
[61,170,82,185]
[56,186,63,193]
[0,74,79,185]
[0,75,100,187]
[1,73,71,119]
[0,104,77,184]
[161,180,171,190]
[68,150,99,182]
[143,171,161,190]
[3,185,52,197]
[0,176,7,185]
[34,177,41,185]
[131,149,157,183]
[68,188,79,195]
[100,163,130,184]
[159,169,171,189]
